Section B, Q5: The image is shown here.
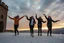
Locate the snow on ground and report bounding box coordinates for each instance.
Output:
[0,32,64,43]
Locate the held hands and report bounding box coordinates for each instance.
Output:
[35,14,37,17]
[43,14,46,16]
[7,15,10,17]
[23,15,27,17]
[35,14,37,16]
[24,15,27,17]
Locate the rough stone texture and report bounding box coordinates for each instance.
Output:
[0,0,8,32]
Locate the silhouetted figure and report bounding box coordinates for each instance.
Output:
[8,15,25,36]
[26,16,36,37]
[35,14,46,36]
[43,14,60,36]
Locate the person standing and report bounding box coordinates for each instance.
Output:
[43,14,60,36]
[8,15,25,36]
[26,15,36,37]
[35,14,46,36]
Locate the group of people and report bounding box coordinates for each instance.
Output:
[8,14,60,37]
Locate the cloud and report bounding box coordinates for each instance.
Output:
[60,0,64,3]
[2,0,64,29]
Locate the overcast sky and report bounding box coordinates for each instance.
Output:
[2,0,64,30]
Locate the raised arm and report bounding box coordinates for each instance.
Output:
[34,18,36,24]
[25,15,30,20]
[19,16,25,20]
[35,14,38,20]
[52,20,60,23]
[43,14,48,20]
[8,15,14,20]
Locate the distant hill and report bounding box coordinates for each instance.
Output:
[52,28,64,34]
[6,28,64,34]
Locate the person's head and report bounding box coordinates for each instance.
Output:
[48,16,51,18]
[43,14,45,15]
[15,15,19,18]
[39,16,41,19]
[30,16,33,19]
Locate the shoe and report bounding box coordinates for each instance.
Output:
[14,35,16,36]
[32,34,34,37]
[38,34,39,36]
[17,33,19,35]
[38,33,39,36]
[50,34,52,36]
[40,35,42,36]
[47,34,49,36]
[32,35,34,37]
[40,33,42,36]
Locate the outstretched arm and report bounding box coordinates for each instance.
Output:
[8,15,14,20]
[35,14,38,20]
[41,18,46,23]
[43,14,48,20]
[25,15,30,20]
[42,20,46,23]
[19,16,25,20]
[52,20,60,23]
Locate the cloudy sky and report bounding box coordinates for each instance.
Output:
[2,0,64,30]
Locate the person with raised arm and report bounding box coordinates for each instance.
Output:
[35,14,46,36]
[43,14,60,36]
[25,15,36,37]
[8,15,25,36]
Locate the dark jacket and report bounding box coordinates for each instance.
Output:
[44,15,59,27]
[36,16,45,27]
[26,16,36,26]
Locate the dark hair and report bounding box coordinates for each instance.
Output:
[48,16,51,18]
[15,15,19,18]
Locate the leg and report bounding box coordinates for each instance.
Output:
[47,27,50,36]
[38,26,42,36]
[15,25,19,35]
[30,26,34,37]
[17,29,19,35]
[38,26,41,36]
[14,25,17,36]
[16,25,19,35]
[38,26,40,36]
[31,26,34,37]
[38,29,39,36]
[49,27,52,36]
[40,29,42,36]
[14,29,16,36]
[30,26,32,36]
